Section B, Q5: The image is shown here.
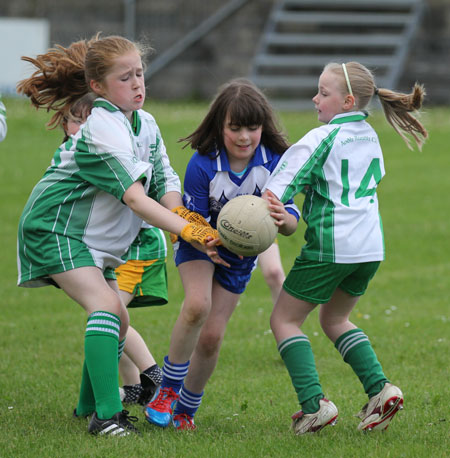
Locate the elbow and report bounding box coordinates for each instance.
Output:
[123,194,139,213]
[122,181,143,213]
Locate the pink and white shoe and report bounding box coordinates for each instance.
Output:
[291,398,338,435]
[356,383,404,432]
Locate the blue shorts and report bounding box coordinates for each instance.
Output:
[175,239,257,294]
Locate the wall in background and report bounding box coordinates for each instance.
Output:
[1,0,448,105]
[0,18,50,94]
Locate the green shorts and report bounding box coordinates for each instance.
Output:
[18,230,119,288]
[283,259,380,304]
[115,258,168,308]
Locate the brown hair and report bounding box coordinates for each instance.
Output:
[17,34,150,130]
[61,92,97,142]
[324,62,428,150]
[180,78,290,156]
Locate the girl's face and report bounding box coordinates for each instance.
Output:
[312,69,347,123]
[91,50,145,121]
[64,115,84,137]
[222,113,262,169]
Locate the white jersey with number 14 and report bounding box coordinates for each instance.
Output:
[264,111,385,264]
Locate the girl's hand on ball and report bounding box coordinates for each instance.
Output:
[263,189,298,236]
[264,191,286,227]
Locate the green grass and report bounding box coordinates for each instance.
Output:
[0,98,448,457]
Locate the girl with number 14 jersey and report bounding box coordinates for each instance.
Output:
[267,110,385,264]
[263,61,427,435]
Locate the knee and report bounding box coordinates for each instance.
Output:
[181,297,211,327]
[119,306,130,339]
[264,266,285,288]
[97,292,123,317]
[105,295,129,338]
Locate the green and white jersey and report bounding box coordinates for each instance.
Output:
[18,98,180,286]
[0,96,6,142]
[264,111,385,263]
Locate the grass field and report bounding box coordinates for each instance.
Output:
[0,98,449,457]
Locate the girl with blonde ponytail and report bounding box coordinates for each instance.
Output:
[262,61,427,435]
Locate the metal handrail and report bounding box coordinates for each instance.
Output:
[144,0,251,80]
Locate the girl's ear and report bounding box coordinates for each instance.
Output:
[90,79,103,96]
[343,94,356,110]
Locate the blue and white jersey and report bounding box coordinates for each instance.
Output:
[176,143,299,294]
[182,144,299,228]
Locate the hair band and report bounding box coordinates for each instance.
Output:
[341,63,353,96]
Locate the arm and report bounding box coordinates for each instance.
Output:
[124,182,229,266]
[159,190,184,211]
[124,182,188,235]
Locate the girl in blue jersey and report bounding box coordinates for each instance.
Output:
[16,35,222,436]
[145,78,300,430]
[262,62,428,434]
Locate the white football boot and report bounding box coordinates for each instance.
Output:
[291,398,338,435]
[356,383,404,432]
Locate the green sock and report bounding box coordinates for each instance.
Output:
[335,328,389,398]
[278,335,324,414]
[75,361,95,417]
[85,311,123,420]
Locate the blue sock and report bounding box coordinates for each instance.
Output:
[174,385,203,418]
[161,355,189,393]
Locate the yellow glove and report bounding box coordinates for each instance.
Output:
[171,207,210,244]
[172,206,209,226]
[180,223,220,245]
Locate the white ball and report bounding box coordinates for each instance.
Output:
[217,195,277,256]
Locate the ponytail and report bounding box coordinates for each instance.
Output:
[376,83,428,151]
[16,39,90,130]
